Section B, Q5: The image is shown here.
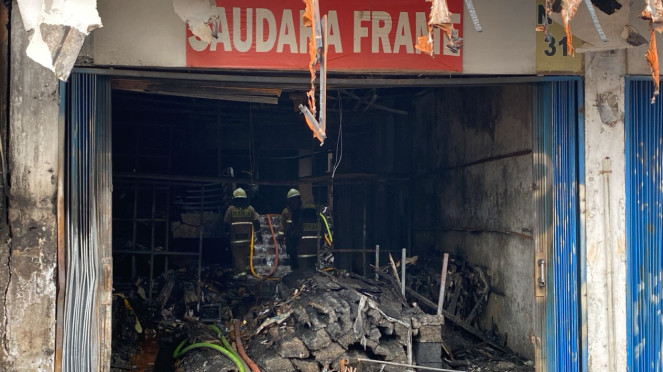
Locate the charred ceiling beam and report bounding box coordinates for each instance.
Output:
[338,90,408,116]
[111,79,282,105]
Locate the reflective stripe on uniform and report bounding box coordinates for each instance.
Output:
[297,253,318,258]
[232,239,251,245]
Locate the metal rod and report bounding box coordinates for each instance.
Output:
[362,191,367,277]
[375,245,380,280]
[319,15,328,139]
[464,0,483,32]
[401,248,406,297]
[74,66,573,88]
[55,80,67,372]
[437,253,449,316]
[115,250,200,256]
[355,357,466,372]
[583,0,608,42]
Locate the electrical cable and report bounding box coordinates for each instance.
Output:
[331,91,343,179]
[319,212,333,244]
[249,103,255,185]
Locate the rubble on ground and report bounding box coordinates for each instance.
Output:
[112,256,534,372]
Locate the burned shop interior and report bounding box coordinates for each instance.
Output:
[109,75,536,372]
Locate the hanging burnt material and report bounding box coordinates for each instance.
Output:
[300,0,327,145]
[641,0,663,103]
[416,0,464,55]
[561,0,583,56]
[544,0,608,56]
[535,0,555,44]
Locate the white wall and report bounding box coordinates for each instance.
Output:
[584,49,627,372]
[95,0,185,66]
[462,0,535,74]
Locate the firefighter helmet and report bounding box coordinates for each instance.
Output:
[287,188,301,199]
[233,188,247,199]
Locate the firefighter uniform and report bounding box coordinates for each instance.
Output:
[224,188,260,276]
[278,189,303,270]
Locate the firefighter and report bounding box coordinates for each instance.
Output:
[278,188,303,270]
[224,188,260,279]
[298,202,320,270]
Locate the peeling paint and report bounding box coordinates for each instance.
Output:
[597,92,622,126]
[16,0,101,81]
[172,0,218,43]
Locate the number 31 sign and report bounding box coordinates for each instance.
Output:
[535,0,584,74]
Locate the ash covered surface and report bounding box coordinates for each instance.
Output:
[112,265,533,372]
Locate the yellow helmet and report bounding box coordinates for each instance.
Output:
[287,188,301,199]
[233,188,247,199]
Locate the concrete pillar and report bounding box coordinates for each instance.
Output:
[584,49,627,372]
[1,3,60,370]
[0,0,10,368]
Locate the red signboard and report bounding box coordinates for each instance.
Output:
[186,0,463,72]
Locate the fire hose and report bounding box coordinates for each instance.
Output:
[234,320,261,372]
[173,325,246,372]
[249,214,280,279]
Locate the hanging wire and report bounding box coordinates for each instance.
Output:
[249,103,256,185]
[331,91,343,179]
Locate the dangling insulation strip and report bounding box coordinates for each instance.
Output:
[416,0,463,56]
[641,0,663,103]
[561,0,583,56]
[300,0,326,144]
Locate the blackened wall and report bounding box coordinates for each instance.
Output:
[0,1,10,367]
[330,91,411,273]
[1,4,59,370]
[411,85,535,359]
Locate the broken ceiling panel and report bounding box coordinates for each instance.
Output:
[17,0,102,81]
[172,0,218,44]
[549,0,631,52]
[591,0,622,15]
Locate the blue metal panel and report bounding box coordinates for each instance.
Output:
[538,80,582,372]
[626,78,663,372]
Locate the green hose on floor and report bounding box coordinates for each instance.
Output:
[173,325,246,372]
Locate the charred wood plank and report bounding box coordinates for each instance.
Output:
[403,285,509,353]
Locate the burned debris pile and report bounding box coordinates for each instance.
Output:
[111,257,534,372]
[242,271,423,372]
[407,256,505,344]
[171,270,438,372]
